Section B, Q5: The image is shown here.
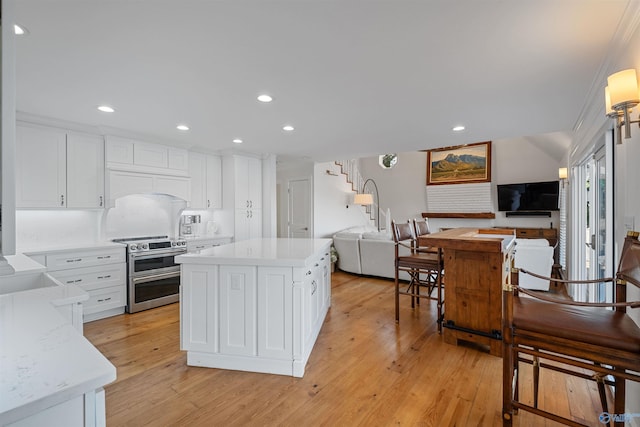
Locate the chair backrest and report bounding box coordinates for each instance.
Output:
[413,218,431,237]
[615,232,640,311]
[391,220,415,243]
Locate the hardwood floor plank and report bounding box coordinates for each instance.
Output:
[83,271,607,426]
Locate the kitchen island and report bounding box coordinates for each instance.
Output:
[176,238,332,377]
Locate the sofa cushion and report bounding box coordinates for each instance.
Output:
[361,231,392,240]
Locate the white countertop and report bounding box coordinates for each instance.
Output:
[0,285,116,425]
[176,238,332,267]
[182,234,233,242]
[19,240,126,255]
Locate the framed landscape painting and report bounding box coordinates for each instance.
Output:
[426,141,492,185]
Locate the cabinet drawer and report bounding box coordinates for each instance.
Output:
[49,263,125,291]
[46,247,126,271]
[83,286,126,315]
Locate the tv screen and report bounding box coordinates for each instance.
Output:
[497,181,559,212]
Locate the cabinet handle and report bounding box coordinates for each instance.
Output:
[60,195,65,206]
[246,210,250,218]
[97,255,111,260]
[250,200,253,208]
[250,210,253,218]
[99,195,103,207]
[74,279,82,283]
[66,258,82,263]
[97,297,112,303]
[311,280,317,295]
[246,200,250,208]
[207,200,211,208]
[306,270,312,276]
[97,275,111,280]
[315,263,319,267]
[320,257,325,261]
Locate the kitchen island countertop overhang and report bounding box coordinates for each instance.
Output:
[176,238,333,377]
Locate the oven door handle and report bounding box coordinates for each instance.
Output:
[132,270,180,284]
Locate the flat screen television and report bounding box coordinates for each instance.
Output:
[497,180,560,212]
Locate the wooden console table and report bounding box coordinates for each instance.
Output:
[419,228,515,357]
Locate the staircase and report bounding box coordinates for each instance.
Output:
[334,160,386,231]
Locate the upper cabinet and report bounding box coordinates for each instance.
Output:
[16,123,105,209]
[105,136,189,176]
[188,152,221,210]
[224,155,263,241]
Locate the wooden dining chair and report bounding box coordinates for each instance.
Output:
[391,220,444,332]
[502,231,640,427]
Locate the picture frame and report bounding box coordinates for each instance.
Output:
[426,141,492,185]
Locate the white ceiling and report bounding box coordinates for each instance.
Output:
[13,0,631,162]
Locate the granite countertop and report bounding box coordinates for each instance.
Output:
[0,285,116,425]
[176,238,332,267]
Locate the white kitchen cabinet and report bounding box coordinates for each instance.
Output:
[105,136,188,176]
[66,132,105,208]
[219,265,257,356]
[16,124,105,209]
[234,208,262,242]
[104,136,134,166]
[34,245,127,322]
[16,124,67,208]
[224,155,262,241]
[188,152,222,210]
[178,238,332,377]
[106,170,190,206]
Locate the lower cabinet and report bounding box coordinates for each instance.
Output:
[180,251,331,377]
[30,246,127,323]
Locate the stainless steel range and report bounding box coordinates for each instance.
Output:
[113,235,187,313]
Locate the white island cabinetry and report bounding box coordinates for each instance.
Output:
[177,238,332,377]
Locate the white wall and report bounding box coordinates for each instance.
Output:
[357,137,564,231]
[568,6,640,417]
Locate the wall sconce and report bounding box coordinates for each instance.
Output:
[605,69,640,144]
[558,167,568,188]
[354,178,380,231]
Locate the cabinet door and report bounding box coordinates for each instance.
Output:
[67,133,105,208]
[188,153,207,209]
[249,208,262,239]
[247,157,262,209]
[134,142,168,168]
[234,156,251,210]
[206,155,222,209]
[16,124,67,208]
[105,136,134,165]
[168,148,188,172]
[219,265,257,356]
[257,267,293,360]
[234,209,250,242]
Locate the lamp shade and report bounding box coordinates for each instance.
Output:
[558,167,568,180]
[354,193,373,205]
[605,86,614,116]
[607,69,640,109]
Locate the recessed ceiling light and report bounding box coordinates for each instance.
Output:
[176,124,190,131]
[257,94,273,103]
[233,139,243,144]
[97,105,115,113]
[282,125,295,132]
[14,24,28,35]
[452,125,465,132]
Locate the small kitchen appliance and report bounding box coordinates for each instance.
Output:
[180,214,201,237]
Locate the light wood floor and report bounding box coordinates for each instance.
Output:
[84,272,608,426]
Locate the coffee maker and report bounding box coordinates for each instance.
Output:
[180,214,201,237]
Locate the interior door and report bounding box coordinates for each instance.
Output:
[288,177,312,238]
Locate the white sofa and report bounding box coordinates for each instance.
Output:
[332,226,410,280]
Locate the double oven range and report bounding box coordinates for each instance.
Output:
[113,236,187,313]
